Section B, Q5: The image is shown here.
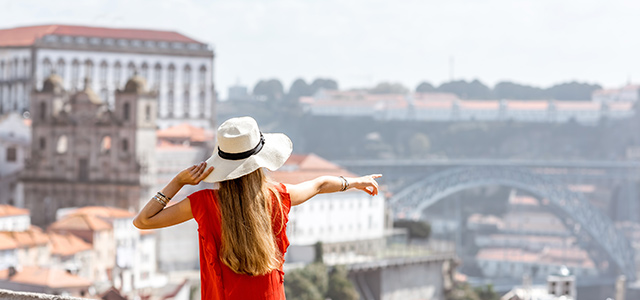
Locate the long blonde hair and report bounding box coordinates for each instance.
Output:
[218,168,284,276]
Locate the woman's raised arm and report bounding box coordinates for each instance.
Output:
[285,174,382,206]
[133,162,213,229]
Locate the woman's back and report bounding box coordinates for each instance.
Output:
[189,183,291,300]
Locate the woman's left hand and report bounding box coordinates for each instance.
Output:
[176,162,214,185]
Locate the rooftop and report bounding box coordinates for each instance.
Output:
[0,205,29,217]
[0,266,92,289]
[0,24,204,47]
[48,232,92,257]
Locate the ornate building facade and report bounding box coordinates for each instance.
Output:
[21,74,157,226]
[0,24,215,129]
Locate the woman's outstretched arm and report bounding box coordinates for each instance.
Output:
[133,162,214,229]
[285,174,382,206]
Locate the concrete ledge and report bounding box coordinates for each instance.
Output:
[0,289,89,300]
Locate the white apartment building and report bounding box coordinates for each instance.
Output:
[270,154,387,260]
[0,24,215,129]
[301,90,636,125]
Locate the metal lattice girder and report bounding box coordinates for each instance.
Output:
[390,167,636,280]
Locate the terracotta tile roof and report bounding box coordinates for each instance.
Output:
[269,153,358,184]
[70,206,134,219]
[157,123,214,143]
[48,214,112,232]
[0,233,18,250]
[0,24,204,47]
[0,205,29,217]
[2,226,49,248]
[0,266,92,288]
[156,139,195,151]
[48,232,92,257]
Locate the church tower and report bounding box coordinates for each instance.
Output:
[21,75,157,226]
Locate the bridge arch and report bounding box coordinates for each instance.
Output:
[390,167,636,280]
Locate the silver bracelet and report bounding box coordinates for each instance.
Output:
[153,195,167,206]
[339,176,349,191]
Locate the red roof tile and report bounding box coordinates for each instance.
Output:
[0,24,204,47]
[48,214,112,232]
[0,233,18,250]
[3,226,49,248]
[48,232,92,257]
[0,266,92,288]
[0,205,29,217]
[157,123,214,143]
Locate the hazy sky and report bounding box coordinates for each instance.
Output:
[1,0,639,98]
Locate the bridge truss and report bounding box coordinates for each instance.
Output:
[390,167,636,280]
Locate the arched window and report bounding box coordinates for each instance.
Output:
[167,91,174,117]
[13,58,19,77]
[140,62,149,79]
[123,102,130,121]
[0,61,4,80]
[84,59,94,81]
[23,58,29,78]
[56,59,65,79]
[153,63,162,89]
[199,65,207,88]
[6,60,12,79]
[113,61,122,87]
[99,61,108,85]
[183,65,191,87]
[100,136,111,154]
[71,59,80,90]
[121,138,129,152]
[42,58,52,79]
[127,62,135,78]
[167,64,175,87]
[56,135,68,154]
[198,91,205,117]
[39,102,46,121]
[183,91,190,117]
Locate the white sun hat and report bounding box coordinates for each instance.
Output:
[203,116,293,183]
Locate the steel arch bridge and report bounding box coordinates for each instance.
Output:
[390,167,636,280]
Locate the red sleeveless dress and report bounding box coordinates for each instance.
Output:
[188,183,291,300]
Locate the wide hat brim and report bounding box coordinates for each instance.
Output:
[203,133,293,183]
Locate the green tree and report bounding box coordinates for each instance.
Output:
[287,78,313,103]
[310,78,339,94]
[416,81,436,93]
[326,266,359,300]
[438,79,492,99]
[369,82,409,94]
[285,269,324,300]
[253,79,284,102]
[546,81,601,100]
[302,263,329,296]
[493,81,546,100]
[313,241,324,264]
[393,219,431,240]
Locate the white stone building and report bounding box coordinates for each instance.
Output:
[0,113,30,207]
[270,154,388,262]
[0,24,216,129]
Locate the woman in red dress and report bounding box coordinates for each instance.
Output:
[133,116,381,299]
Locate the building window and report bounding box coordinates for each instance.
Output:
[100,88,108,103]
[99,61,108,85]
[145,104,151,122]
[42,58,52,79]
[113,62,122,87]
[0,61,4,80]
[140,62,149,79]
[127,62,135,78]
[199,65,207,88]
[183,91,190,117]
[78,159,88,181]
[39,137,46,150]
[199,92,206,117]
[56,59,65,79]
[121,139,128,152]
[183,65,191,87]
[71,59,80,90]
[167,91,174,117]
[153,63,162,89]
[167,64,175,87]
[84,60,94,80]
[123,102,130,121]
[39,102,46,120]
[6,147,16,162]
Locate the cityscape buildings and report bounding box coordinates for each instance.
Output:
[0,24,216,129]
